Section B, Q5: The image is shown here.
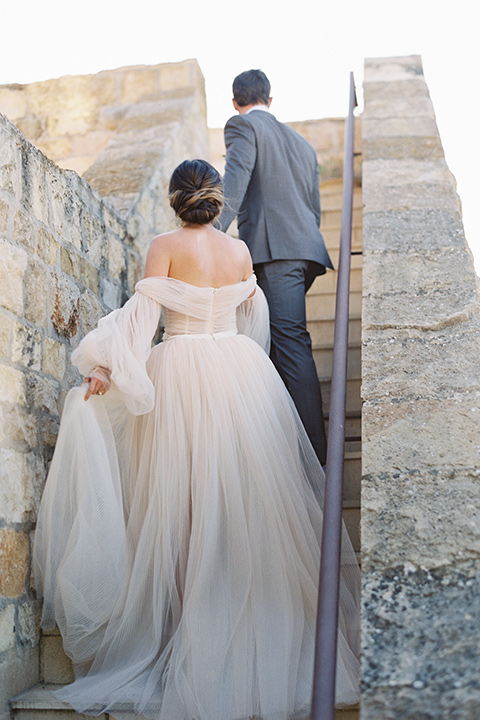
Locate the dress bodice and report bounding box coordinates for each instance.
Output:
[136,275,257,338]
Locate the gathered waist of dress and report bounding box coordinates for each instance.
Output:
[162,330,238,342]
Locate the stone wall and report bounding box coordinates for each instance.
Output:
[0,60,208,720]
[361,55,480,719]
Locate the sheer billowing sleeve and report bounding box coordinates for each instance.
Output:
[236,286,271,355]
[71,292,161,415]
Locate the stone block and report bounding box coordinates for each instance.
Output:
[36,137,72,161]
[70,130,112,157]
[363,135,444,162]
[17,600,41,647]
[42,337,66,380]
[51,273,80,339]
[362,567,480,718]
[0,196,10,233]
[0,312,13,359]
[122,68,158,103]
[12,322,42,370]
[79,290,103,334]
[102,278,120,310]
[81,259,100,294]
[0,238,28,315]
[57,154,96,176]
[0,604,16,652]
[15,116,43,141]
[40,633,74,684]
[0,406,37,451]
[0,123,22,196]
[127,251,142,292]
[25,259,49,326]
[81,211,107,268]
[362,246,478,329]
[362,469,480,571]
[37,228,59,266]
[362,160,460,215]
[26,372,60,416]
[108,236,126,278]
[0,364,26,404]
[0,449,44,524]
[0,87,27,120]
[362,209,466,253]
[50,180,82,250]
[362,395,480,474]
[364,55,424,83]
[20,147,51,227]
[0,645,39,720]
[0,528,29,596]
[361,323,480,403]
[40,415,60,454]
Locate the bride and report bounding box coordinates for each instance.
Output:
[34,159,360,720]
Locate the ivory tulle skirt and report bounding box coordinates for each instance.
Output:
[34,279,360,720]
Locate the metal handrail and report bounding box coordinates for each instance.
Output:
[311,72,358,720]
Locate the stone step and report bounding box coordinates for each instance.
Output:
[320,376,362,415]
[320,189,363,211]
[313,343,361,378]
[306,290,362,318]
[10,684,105,720]
[308,265,363,294]
[40,629,74,685]
[10,685,359,720]
[321,207,363,229]
[308,315,361,346]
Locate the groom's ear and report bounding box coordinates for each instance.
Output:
[233,99,241,112]
[267,97,273,107]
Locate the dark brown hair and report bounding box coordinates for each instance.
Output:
[169,159,223,225]
[233,69,271,107]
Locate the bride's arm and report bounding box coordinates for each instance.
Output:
[71,290,162,414]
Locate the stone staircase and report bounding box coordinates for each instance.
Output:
[10,177,362,720]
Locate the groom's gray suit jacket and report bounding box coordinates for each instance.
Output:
[219,109,333,271]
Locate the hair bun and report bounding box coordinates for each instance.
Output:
[169,160,223,225]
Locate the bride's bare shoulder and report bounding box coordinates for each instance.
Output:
[145,231,179,278]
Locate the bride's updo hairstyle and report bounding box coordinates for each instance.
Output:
[169,159,224,225]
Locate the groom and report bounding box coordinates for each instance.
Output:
[219,69,333,466]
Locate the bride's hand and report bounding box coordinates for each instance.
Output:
[84,367,111,401]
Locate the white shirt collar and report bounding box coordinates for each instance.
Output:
[246,104,270,114]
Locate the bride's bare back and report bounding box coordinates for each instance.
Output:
[144,224,253,288]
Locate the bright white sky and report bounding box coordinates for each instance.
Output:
[2,0,479,272]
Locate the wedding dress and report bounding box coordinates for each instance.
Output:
[34,273,360,720]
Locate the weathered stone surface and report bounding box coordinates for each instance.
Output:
[0,604,16,652]
[36,227,58,266]
[0,196,10,233]
[0,449,44,523]
[0,364,26,404]
[79,290,103,334]
[12,323,42,370]
[0,645,39,720]
[25,259,49,327]
[42,337,66,380]
[362,567,480,719]
[40,633,74,684]
[362,209,465,253]
[102,278,120,310]
[0,528,29,596]
[108,235,126,278]
[1,406,37,451]
[0,238,28,315]
[17,601,41,647]
[362,396,480,472]
[361,55,480,720]
[362,469,480,571]
[0,313,13,359]
[26,372,60,416]
[51,273,80,338]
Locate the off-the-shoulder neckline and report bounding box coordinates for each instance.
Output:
[137,275,255,291]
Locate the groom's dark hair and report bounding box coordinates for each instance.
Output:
[232,70,271,107]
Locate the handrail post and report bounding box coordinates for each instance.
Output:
[311,72,357,720]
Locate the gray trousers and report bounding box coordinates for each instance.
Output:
[254,259,328,466]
